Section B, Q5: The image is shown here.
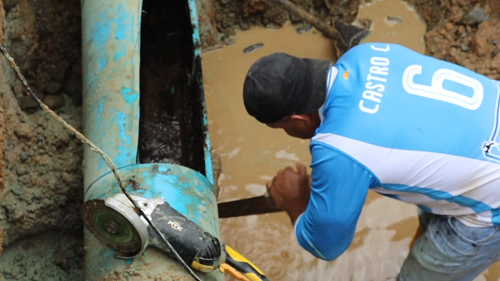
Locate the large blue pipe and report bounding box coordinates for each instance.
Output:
[81,0,222,279]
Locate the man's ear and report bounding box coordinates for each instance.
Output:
[289,114,309,123]
[290,113,318,126]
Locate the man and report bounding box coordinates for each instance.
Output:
[242,42,500,280]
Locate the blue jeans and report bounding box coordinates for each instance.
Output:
[397,209,500,281]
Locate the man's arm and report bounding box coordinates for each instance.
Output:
[294,143,378,261]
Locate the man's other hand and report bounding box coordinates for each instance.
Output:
[266,163,311,223]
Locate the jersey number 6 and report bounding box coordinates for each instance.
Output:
[402,64,484,110]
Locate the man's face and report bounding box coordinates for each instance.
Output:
[267,114,320,139]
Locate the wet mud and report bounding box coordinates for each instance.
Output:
[138,0,206,175]
[354,0,427,54]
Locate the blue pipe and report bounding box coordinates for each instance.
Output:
[189,0,215,187]
[81,0,222,279]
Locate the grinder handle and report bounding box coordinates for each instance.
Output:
[224,245,269,281]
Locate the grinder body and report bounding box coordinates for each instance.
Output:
[148,202,268,281]
[83,186,268,281]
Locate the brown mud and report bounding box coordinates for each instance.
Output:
[0,0,499,280]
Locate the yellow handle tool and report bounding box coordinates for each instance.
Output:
[221,245,268,281]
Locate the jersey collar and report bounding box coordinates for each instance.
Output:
[318,66,338,123]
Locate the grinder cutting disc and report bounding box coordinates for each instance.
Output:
[82,199,147,257]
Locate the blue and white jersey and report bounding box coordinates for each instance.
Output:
[294,43,500,261]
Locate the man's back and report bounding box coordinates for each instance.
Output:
[315,42,500,226]
[243,42,500,275]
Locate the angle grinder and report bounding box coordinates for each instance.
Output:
[82,193,269,281]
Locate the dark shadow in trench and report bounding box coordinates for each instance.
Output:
[138,0,206,175]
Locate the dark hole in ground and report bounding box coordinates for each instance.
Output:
[138,0,206,175]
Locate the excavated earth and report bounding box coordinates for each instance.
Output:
[0,0,499,280]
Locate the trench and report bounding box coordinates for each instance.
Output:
[138,0,206,174]
[1,0,500,280]
[202,0,437,280]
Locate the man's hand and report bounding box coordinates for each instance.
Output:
[266,163,311,224]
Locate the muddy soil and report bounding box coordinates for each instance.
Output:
[0,0,84,279]
[0,0,499,280]
[422,0,500,79]
[0,232,84,280]
[201,0,360,51]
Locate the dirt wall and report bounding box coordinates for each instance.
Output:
[200,0,360,51]
[0,0,84,279]
[0,0,5,261]
[0,0,83,243]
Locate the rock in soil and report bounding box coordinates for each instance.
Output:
[63,64,82,106]
[50,60,70,82]
[10,184,23,196]
[12,83,24,97]
[19,96,40,111]
[44,80,63,95]
[43,94,66,110]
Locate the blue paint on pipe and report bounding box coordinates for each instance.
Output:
[202,98,214,186]
[91,5,131,46]
[120,88,139,104]
[101,247,119,271]
[88,4,135,87]
[116,111,131,144]
[158,165,169,173]
[131,17,134,43]
[95,98,105,130]
[97,56,109,72]
[114,4,127,40]
[85,0,140,178]
[188,0,202,57]
[113,146,132,167]
[114,45,126,61]
[91,11,112,47]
